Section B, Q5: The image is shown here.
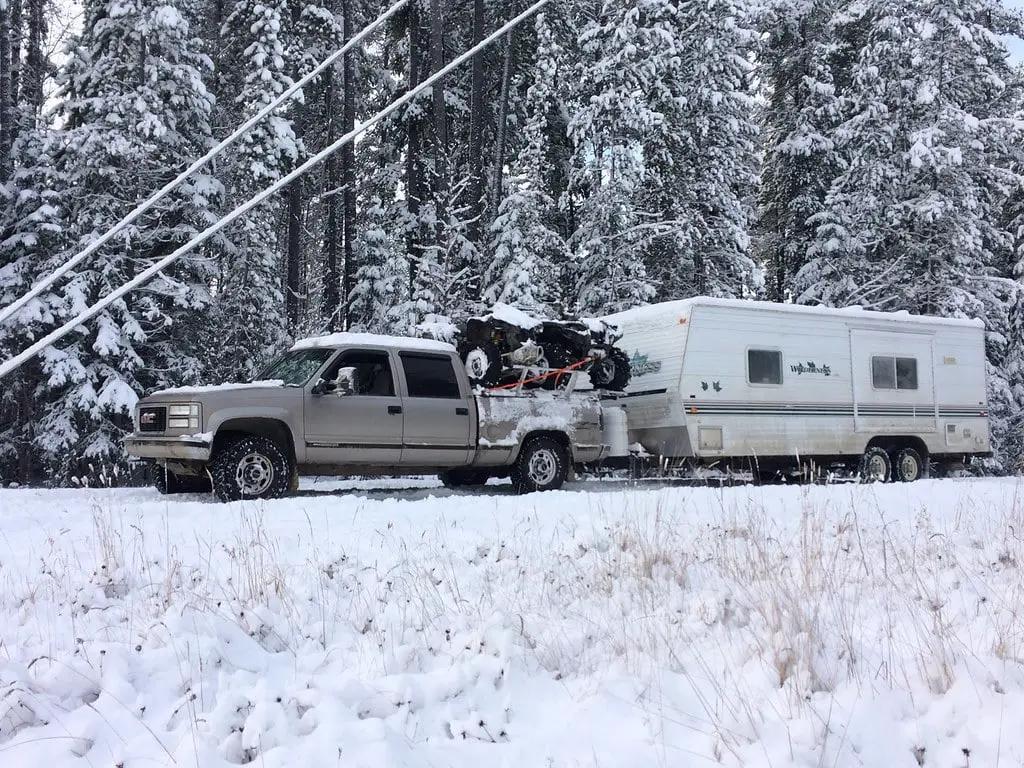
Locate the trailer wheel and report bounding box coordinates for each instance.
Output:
[894,447,927,482]
[859,446,891,483]
[210,434,293,502]
[512,436,568,493]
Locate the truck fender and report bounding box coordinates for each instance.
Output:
[207,408,302,462]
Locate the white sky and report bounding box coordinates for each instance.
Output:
[1007,0,1024,63]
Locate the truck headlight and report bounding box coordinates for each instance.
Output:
[167,403,201,431]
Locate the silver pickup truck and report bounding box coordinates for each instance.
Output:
[125,332,610,501]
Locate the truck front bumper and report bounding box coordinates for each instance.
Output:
[125,435,213,462]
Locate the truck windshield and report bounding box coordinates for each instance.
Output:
[256,349,334,386]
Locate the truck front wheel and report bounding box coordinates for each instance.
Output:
[512,436,569,493]
[210,435,293,502]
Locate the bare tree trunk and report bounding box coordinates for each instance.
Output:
[341,0,356,330]
[0,0,13,181]
[23,0,44,118]
[467,0,485,247]
[489,30,515,216]
[429,0,447,230]
[321,66,340,331]
[406,0,423,294]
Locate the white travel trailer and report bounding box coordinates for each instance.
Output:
[602,298,991,481]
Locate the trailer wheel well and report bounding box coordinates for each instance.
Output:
[865,435,929,460]
[212,419,296,460]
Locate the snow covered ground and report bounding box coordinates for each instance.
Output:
[1,477,1023,768]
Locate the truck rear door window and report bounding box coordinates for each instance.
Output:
[871,356,918,390]
[400,353,462,399]
[747,349,782,385]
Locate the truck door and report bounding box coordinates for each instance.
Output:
[850,330,937,433]
[303,348,404,464]
[397,352,474,466]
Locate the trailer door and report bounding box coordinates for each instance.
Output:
[849,330,937,434]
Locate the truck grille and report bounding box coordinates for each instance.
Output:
[138,406,167,433]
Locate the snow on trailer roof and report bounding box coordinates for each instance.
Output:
[603,297,985,329]
[290,332,457,353]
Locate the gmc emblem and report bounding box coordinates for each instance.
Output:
[141,412,157,424]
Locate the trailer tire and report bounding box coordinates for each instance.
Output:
[460,341,503,386]
[439,469,489,488]
[859,446,891,483]
[589,347,632,391]
[894,447,927,482]
[210,434,293,502]
[512,436,568,493]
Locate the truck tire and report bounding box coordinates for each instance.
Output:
[859,446,891,483]
[894,447,927,482]
[512,436,568,493]
[154,466,210,494]
[210,435,293,502]
[589,347,632,391]
[438,469,489,488]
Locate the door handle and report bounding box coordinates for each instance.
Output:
[456,407,469,416]
[388,405,402,415]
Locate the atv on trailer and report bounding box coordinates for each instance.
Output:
[456,303,632,391]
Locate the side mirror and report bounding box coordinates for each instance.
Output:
[330,366,358,396]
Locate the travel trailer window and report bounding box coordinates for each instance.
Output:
[747,349,782,385]
[871,356,918,390]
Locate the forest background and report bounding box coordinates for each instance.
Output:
[0,0,1023,485]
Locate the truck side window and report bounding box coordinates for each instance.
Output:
[747,349,782,385]
[323,350,395,396]
[400,353,462,399]
[872,356,918,390]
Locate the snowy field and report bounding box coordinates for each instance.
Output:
[1,477,1023,768]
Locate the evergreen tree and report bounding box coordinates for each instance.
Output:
[202,0,297,381]
[6,0,219,481]
[569,0,760,311]
[755,0,845,301]
[796,0,1023,317]
[483,10,567,316]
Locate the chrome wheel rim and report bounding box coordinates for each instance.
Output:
[236,453,274,496]
[899,453,920,481]
[527,448,558,486]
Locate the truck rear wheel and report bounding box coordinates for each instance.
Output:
[512,436,568,493]
[210,435,293,502]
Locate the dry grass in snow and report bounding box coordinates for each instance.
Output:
[0,478,1022,767]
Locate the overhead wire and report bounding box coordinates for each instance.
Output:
[0,0,409,329]
[0,0,552,380]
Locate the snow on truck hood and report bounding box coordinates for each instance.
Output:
[148,380,286,396]
[290,332,457,353]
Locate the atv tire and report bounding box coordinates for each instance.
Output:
[589,347,632,391]
[460,341,503,386]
